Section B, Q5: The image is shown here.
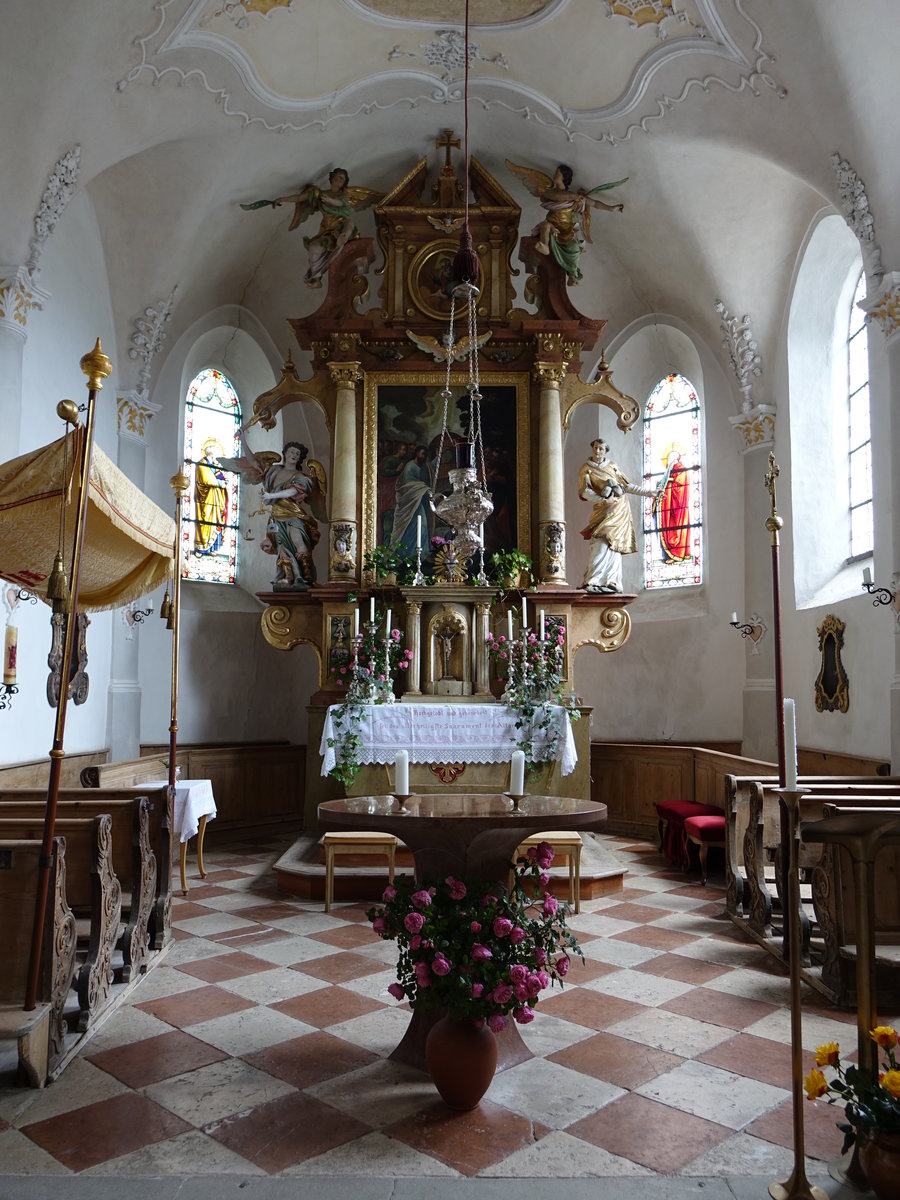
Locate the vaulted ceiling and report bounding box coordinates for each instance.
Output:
[5,0,898,406]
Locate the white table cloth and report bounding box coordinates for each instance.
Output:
[319,703,577,777]
[148,778,217,843]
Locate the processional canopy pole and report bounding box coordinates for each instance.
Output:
[25,339,112,1012]
[167,470,190,790]
[429,0,493,564]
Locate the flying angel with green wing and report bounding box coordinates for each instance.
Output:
[505,161,627,284]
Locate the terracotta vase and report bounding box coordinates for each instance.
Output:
[425,1016,498,1110]
[859,1130,900,1200]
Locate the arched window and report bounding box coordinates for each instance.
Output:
[182,368,241,584]
[641,373,702,589]
[847,271,872,560]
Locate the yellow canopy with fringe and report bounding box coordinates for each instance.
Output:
[0,428,175,611]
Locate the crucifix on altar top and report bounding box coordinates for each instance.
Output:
[433,129,464,209]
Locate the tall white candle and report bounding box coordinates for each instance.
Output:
[507,609,514,641]
[416,515,422,550]
[784,698,798,789]
[370,595,375,623]
[354,607,360,638]
[510,750,525,796]
[521,595,527,629]
[385,608,392,633]
[540,609,545,641]
[395,749,409,796]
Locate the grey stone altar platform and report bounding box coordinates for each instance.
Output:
[273,830,627,904]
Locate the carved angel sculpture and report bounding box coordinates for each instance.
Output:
[241,167,383,287]
[505,160,627,284]
[405,329,493,363]
[219,433,327,590]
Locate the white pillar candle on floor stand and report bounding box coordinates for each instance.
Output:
[395,749,409,796]
[784,697,798,789]
[509,750,526,796]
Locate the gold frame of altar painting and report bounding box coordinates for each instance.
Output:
[361,371,531,570]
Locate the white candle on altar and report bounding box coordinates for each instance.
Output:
[416,515,422,550]
[521,595,527,629]
[395,749,409,796]
[540,609,545,641]
[354,607,360,639]
[784,698,798,790]
[510,750,525,796]
[370,595,375,623]
[507,609,514,641]
[385,608,392,633]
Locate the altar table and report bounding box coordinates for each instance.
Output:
[149,778,217,894]
[319,702,577,777]
[317,791,607,1072]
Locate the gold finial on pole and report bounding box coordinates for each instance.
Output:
[79,338,113,391]
[764,451,784,543]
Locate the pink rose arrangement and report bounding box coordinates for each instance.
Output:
[367,840,582,1029]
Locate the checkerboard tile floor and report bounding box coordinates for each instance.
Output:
[0,833,887,1180]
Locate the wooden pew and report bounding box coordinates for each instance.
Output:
[0,838,77,1085]
[80,773,175,950]
[725,774,900,926]
[807,802,900,1006]
[0,815,120,1031]
[0,792,158,981]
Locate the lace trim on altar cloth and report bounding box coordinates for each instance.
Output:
[319,703,576,777]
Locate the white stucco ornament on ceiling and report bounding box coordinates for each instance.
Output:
[118,0,784,142]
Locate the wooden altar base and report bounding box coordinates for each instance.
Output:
[273,831,627,906]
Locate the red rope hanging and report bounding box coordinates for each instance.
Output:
[451,0,479,286]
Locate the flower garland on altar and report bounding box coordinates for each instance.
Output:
[487,621,580,771]
[326,611,413,787]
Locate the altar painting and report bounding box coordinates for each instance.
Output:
[362,373,530,567]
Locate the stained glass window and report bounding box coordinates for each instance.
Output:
[847,271,872,559]
[641,373,703,589]
[182,368,241,584]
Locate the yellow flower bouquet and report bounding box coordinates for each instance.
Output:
[804,1025,900,1153]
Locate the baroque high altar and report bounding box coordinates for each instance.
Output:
[245,136,641,812]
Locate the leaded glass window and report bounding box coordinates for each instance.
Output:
[182,368,241,584]
[848,271,872,559]
[641,373,703,589]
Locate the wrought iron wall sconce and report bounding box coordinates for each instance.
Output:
[729,612,767,645]
[861,567,899,612]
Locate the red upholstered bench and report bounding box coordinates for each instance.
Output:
[683,813,727,884]
[655,800,722,869]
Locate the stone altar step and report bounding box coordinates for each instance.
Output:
[274,831,627,906]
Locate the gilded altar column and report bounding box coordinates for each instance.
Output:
[328,362,362,582]
[862,273,900,770]
[534,360,569,585]
[474,600,491,695]
[405,600,422,696]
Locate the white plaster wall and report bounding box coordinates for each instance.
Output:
[567,318,745,743]
[1,191,116,766]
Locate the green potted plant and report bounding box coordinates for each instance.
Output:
[488,548,533,590]
[363,541,416,586]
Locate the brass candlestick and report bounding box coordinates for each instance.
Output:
[505,792,525,812]
[768,786,827,1200]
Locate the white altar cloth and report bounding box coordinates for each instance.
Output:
[319,703,577,777]
[148,778,217,843]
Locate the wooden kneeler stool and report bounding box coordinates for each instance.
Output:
[323,832,398,912]
[515,832,582,913]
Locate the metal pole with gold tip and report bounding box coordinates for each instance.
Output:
[768,802,828,1200]
[167,470,190,891]
[25,340,112,1011]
